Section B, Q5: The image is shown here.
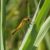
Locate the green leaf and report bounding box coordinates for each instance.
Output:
[19,0,50,50]
[33,16,50,47]
[19,0,41,50]
[35,0,50,30]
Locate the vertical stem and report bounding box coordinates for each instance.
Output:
[1,0,6,50]
[1,0,3,50]
[27,2,30,17]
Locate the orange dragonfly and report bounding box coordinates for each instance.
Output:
[11,16,31,35]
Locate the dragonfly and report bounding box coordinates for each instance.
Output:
[10,16,31,35]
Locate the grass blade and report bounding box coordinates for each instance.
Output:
[33,16,50,47]
[19,0,41,50]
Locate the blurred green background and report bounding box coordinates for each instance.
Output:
[1,0,50,50]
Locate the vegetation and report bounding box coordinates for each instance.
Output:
[1,0,50,50]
